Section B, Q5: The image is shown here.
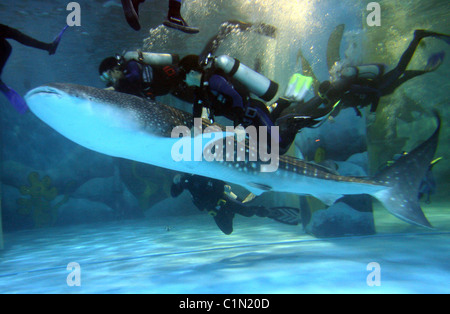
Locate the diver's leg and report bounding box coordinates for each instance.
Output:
[0,24,66,55]
[0,38,12,76]
[381,51,446,96]
[0,38,29,113]
[381,30,449,89]
[121,0,145,31]
[213,208,235,235]
[201,20,276,58]
[0,24,52,52]
[163,0,199,34]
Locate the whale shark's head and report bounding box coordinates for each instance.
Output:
[24,83,194,161]
[25,83,193,138]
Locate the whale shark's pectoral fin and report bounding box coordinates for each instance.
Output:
[315,193,344,207]
[246,182,273,195]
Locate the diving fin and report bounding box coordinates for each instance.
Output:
[268,207,301,226]
[296,49,320,94]
[0,81,28,114]
[163,20,199,34]
[213,209,235,235]
[121,0,143,31]
[253,22,277,39]
[48,25,68,55]
[285,73,313,102]
[327,24,345,73]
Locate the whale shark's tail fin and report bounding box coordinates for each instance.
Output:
[372,113,441,228]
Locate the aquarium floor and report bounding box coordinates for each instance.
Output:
[0,202,449,294]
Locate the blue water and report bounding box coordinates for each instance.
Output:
[1,0,449,293]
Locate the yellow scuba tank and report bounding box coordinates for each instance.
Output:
[214,55,279,102]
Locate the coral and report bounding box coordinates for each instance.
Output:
[119,160,173,211]
[16,172,68,228]
[131,162,172,210]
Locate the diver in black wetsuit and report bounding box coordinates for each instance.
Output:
[98,20,280,109]
[170,174,301,235]
[121,0,199,34]
[178,54,317,155]
[303,29,450,118]
[0,24,67,113]
[98,52,195,102]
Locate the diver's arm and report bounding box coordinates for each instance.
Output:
[123,51,179,66]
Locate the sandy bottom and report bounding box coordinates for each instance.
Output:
[0,201,449,293]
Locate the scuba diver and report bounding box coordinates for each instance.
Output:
[98,20,277,102]
[170,174,301,235]
[121,0,199,34]
[178,54,318,155]
[98,51,195,102]
[300,29,450,119]
[0,24,67,114]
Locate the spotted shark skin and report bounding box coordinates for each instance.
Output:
[25,83,440,228]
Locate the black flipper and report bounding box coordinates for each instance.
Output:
[372,113,441,228]
[201,20,276,58]
[121,0,142,31]
[213,209,234,235]
[268,207,301,226]
[296,49,320,94]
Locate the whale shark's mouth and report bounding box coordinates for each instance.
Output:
[25,86,65,99]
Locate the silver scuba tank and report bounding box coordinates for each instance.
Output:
[124,51,180,66]
[214,55,279,102]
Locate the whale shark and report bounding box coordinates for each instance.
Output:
[24,83,440,228]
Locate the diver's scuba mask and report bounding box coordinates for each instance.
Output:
[100,54,125,86]
[100,71,112,83]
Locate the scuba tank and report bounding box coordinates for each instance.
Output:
[123,51,180,66]
[340,64,385,81]
[214,55,279,102]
